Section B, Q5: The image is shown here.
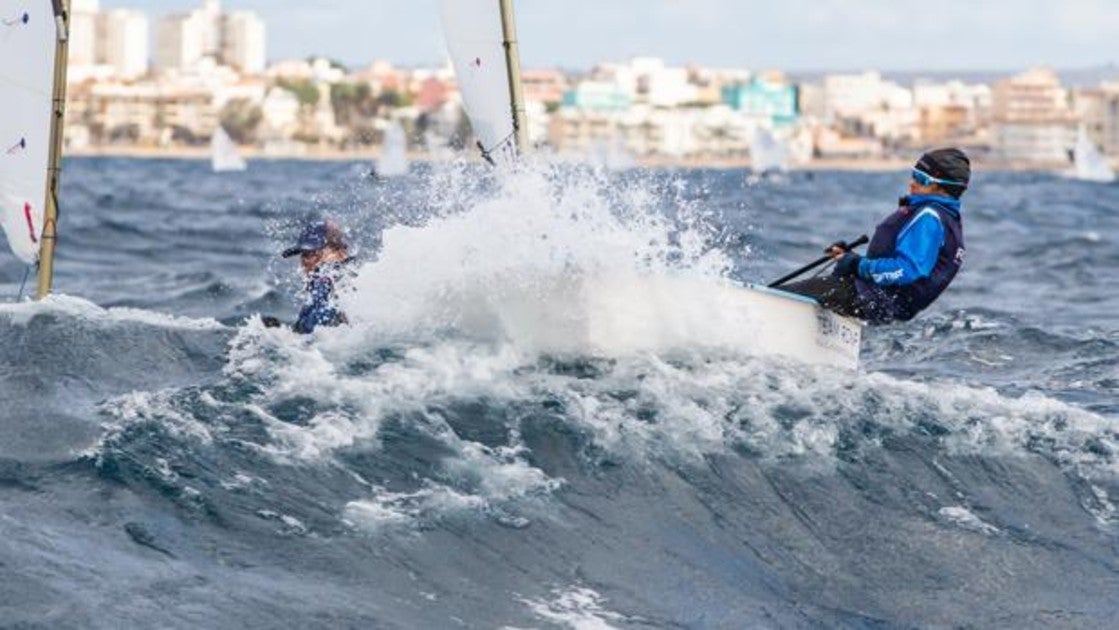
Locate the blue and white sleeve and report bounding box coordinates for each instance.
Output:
[857,211,944,286]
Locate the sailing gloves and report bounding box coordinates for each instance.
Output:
[833,252,863,277]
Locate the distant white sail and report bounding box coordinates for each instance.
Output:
[439,0,516,164]
[377,121,408,177]
[0,1,58,263]
[750,127,789,174]
[211,126,246,172]
[603,136,636,171]
[787,126,815,166]
[1071,126,1115,183]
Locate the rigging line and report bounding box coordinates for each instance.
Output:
[477,130,517,166]
[15,265,31,301]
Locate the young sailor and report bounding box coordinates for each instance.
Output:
[785,148,968,324]
[266,220,353,333]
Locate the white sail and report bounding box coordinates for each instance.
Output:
[1071,126,1115,183]
[603,136,636,171]
[211,126,246,172]
[377,121,408,177]
[439,0,516,164]
[0,1,58,263]
[750,127,789,174]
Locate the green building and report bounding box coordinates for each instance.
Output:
[722,79,799,125]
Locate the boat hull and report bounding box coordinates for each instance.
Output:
[459,273,862,370]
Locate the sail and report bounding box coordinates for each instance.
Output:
[439,0,516,164]
[750,127,789,174]
[377,121,408,177]
[0,1,59,263]
[211,126,247,172]
[1072,126,1115,183]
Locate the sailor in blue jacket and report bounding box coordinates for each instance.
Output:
[268,220,353,333]
[785,148,969,323]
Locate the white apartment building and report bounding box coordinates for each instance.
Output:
[68,1,149,81]
[101,10,148,80]
[197,0,223,58]
[68,0,100,67]
[261,87,300,134]
[156,12,209,73]
[222,11,267,75]
[913,80,991,111]
[992,68,1077,163]
[156,1,266,76]
[647,67,697,108]
[824,72,913,117]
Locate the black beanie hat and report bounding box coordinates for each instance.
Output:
[915,148,970,197]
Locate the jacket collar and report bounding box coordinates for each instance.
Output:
[900,194,961,218]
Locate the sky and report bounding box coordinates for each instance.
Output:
[107,0,1119,73]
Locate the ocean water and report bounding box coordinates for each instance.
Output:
[1,157,1116,628]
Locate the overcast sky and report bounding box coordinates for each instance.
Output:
[107,0,1119,72]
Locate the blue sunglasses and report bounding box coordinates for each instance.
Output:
[912,167,966,188]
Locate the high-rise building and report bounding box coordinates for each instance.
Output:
[222,11,267,75]
[156,12,209,73]
[199,0,223,57]
[68,0,100,67]
[100,10,149,80]
[68,1,149,81]
[155,1,266,75]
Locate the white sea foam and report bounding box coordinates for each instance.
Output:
[336,166,764,358]
[98,389,216,447]
[517,586,630,630]
[0,293,224,330]
[939,506,1000,535]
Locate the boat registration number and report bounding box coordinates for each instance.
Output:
[815,310,861,356]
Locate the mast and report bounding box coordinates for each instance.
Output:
[35,0,70,299]
[498,0,527,155]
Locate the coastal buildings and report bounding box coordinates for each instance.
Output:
[56,0,1116,174]
[912,80,990,145]
[991,69,1078,165]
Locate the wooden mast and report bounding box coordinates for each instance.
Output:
[35,0,71,298]
[497,0,527,155]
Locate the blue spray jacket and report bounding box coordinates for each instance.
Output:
[854,194,965,321]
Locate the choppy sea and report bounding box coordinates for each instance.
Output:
[1,157,1116,628]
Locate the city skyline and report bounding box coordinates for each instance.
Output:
[101,0,1119,72]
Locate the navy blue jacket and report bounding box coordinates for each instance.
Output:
[292,261,351,334]
[854,194,965,322]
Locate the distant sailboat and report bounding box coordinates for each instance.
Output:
[1,0,70,297]
[377,121,408,177]
[602,135,636,171]
[1069,126,1115,183]
[211,126,246,172]
[750,127,789,175]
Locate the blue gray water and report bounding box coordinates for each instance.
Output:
[1,157,1117,628]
